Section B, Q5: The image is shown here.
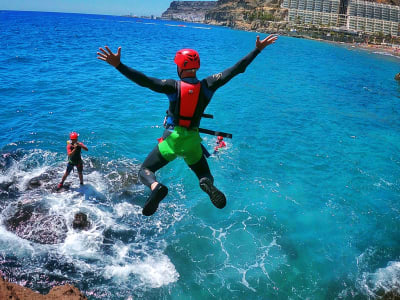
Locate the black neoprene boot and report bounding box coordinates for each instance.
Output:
[199,178,226,209]
[142,183,168,216]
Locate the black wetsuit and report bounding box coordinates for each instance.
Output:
[116,48,261,187]
[67,144,83,173]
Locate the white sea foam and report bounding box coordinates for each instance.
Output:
[0,149,57,188]
[114,202,141,217]
[62,228,104,259]
[103,254,179,288]
[0,225,35,255]
[358,261,400,297]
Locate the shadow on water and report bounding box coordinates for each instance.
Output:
[70,184,107,202]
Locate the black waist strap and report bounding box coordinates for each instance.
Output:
[198,128,232,139]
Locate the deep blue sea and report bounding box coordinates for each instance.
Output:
[1,10,400,299]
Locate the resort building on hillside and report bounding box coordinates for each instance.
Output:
[347,0,399,36]
[281,0,400,36]
[282,0,341,26]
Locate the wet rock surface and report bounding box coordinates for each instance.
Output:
[72,212,91,230]
[3,200,68,244]
[0,148,143,296]
[0,276,87,299]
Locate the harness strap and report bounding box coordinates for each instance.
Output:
[198,128,232,139]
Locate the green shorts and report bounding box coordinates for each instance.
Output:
[158,126,203,165]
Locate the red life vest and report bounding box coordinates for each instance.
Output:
[178,81,201,128]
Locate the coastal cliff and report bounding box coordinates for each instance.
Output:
[204,0,288,32]
[161,1,217,22]
[161,0,289,32]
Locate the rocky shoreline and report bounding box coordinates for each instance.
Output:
[0,276,87,299]
[161,1,217,22]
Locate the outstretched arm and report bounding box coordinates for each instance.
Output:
[97,46,176,94]
[205,34,278,91]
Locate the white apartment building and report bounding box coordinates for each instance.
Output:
[282,0,340,26]
[347,0,399,36]
[282,0,400,36]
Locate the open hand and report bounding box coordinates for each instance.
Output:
[97,46,121,67]
[256,35,278,51]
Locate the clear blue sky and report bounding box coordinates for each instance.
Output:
[0,0,214,17]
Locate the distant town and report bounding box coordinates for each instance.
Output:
[123,0,400,52]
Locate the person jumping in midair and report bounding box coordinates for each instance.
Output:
[97,34,278,216]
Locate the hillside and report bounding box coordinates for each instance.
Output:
[161,1,217,22]
[204,0,288,32]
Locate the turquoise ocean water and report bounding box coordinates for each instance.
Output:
[1,10,400,299]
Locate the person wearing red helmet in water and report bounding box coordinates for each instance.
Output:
[97,34,278,216]
[214,136,226,154]
[57,132,88,190]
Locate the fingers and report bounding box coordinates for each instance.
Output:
[98,46,121,56]
[256,34,278,51]
[97,48,108,61]
[267,34,279,42]
[261,34,278,46]
[105,46,113,55]
[99,47,108,55]
[97,51,107,59]
[263,35,275,42]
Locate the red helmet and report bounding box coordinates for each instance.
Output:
[174,49,200,70]
[217,136,223,141]
[70,132,79,140]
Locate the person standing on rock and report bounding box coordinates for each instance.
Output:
[97,34,278,216]
[57,132,88,190]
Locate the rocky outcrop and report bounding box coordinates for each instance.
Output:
[204,0,288,32]
[3,199,68,244]
[2,200,92,244]
[72,212,91,230]
[161,0,288,32]
[0,276,87,300]
[161,1,217,22]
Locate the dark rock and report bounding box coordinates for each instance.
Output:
[381,289,400,299]
[28,177,41,188]
[395,73,400,81]
[3,200,68,244]
[72,212,91,230]
[4,201,35,229]
[0,181,13,192]
[27,170,58,190]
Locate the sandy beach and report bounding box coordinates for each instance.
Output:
[348,42,400,57]
[309,37,400,58]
